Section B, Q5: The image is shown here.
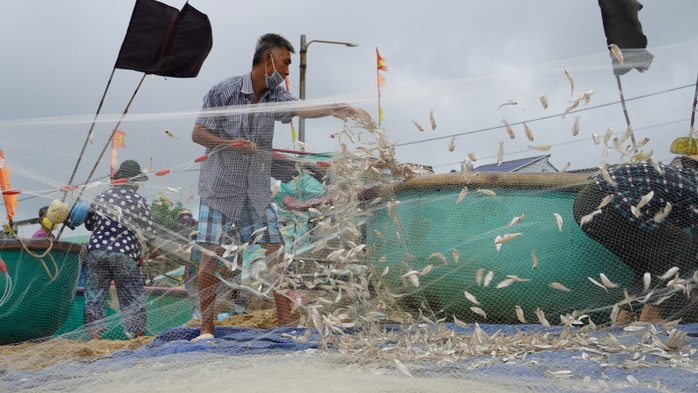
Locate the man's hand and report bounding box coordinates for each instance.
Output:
[231,138,258,154]
[329,104,360,122]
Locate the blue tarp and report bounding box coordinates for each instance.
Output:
[2,323,698,392]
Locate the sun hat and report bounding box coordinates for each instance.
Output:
[113,160,149,182]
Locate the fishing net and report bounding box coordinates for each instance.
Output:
[1,39,698,393]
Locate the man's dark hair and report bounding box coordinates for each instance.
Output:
[38,206,48,218]
[252,33,295,67]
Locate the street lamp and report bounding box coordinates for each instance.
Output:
[298,34,358,144]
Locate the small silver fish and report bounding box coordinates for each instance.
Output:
[464,290,480,305]
[649,156,664,175]
[507,211,526,227]
[562,99,579,118]
[496,278,516,289]
[467,152,477,162]
[636,191,654,209]
[599,273,618,288]
[553,213,563,231]
[592,133,601,145]
[659,266,679,280]
[429,110,437,130]
[515,305,526,323]
[587,276,607,291]
[597,165,617,187]
[603,127,613,146]
[496,232,523,243]
[571,116,580,136]
[596,194,613,210]
[530,250,539,269]
[470,306,487,319]
[483,270,494,287]
[448,137,456,152]
[503,119,515,139]
[428,252,448,264]
[456,186,468,204]
[549,282,571,292]
[631,205,641,218]
[477,188,497,197]
[476,268,484,286]
[529,144,551,151]
[536,307,551,328]
[653,201,672,223]
[540,95,549,110]
[497,100,518,110]
[579,209,602,227]
[643,272,651,292]
[564,69,574,96]
[411,120,424,132]
[523,123,534,141]
[609,43,624,65]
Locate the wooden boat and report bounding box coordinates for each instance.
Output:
[0,239,82,345]
[364,172,639,324]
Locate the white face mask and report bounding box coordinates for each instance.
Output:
[264,53,285,89]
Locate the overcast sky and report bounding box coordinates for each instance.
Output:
[1,0,697,235]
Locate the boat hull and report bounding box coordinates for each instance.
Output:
[365,173,638,324]
[0,239,82,345]
[53,286,193,340]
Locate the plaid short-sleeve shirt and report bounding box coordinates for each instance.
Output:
[196,73,297,220]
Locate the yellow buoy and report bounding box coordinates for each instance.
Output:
[670,137,698,156]
[47,199,70,226]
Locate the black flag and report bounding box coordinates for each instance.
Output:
[598,0,653,75]
[153,3,213,78]
[115,0,212,78]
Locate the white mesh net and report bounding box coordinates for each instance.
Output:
[1,38,698,392]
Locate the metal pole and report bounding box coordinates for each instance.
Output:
[298,34,308,144]
[297,35,358,146]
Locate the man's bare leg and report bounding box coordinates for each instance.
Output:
[196,244,221,336]
[612,309,635,326]
[262,243,294,327]
[639,304,664,324]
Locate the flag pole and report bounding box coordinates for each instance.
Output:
[614,73,638,148]
[376,48,387,129]
[57,74,147,239]
[376,70,383,128]
[690,72,698,133]
[61,67,117,201]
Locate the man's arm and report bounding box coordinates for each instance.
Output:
[293,103,359,122]
[191,123,258,154]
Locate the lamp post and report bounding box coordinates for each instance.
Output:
[298,34,358,144]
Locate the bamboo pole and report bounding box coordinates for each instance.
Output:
[57,74,148,240]
[614,74,638,148]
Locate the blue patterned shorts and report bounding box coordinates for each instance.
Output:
[190,199,282,268]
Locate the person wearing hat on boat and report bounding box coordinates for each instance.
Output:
[572,155,698,325]
[190,33,359,339]
[82,159,160,340]
[176,209,198,239]
[31,206,56,239]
